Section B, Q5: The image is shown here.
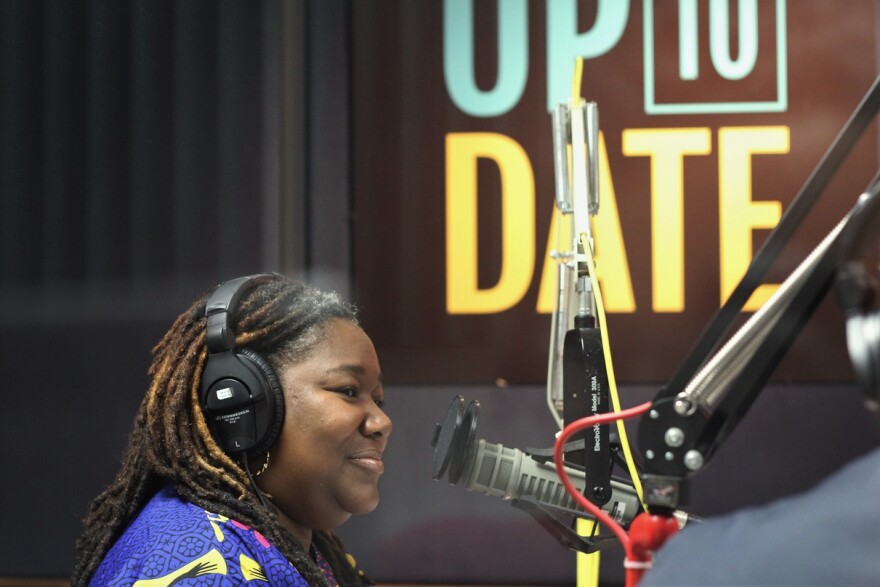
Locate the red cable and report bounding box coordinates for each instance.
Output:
[552,401,654,587]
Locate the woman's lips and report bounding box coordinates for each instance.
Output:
[348,449,385,474]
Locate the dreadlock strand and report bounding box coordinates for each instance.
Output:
[147,299,199,378]
[189,406,250,499]
[144,352,171,421]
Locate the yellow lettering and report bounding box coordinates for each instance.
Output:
[592,132,636,313]
[718,126,789,310]
[622,128,712,312]
[446,132,535,314]
[537,132,635,313]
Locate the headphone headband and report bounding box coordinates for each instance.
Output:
[205,273,281,353]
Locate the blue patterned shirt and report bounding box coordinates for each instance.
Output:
[91,486,339,586]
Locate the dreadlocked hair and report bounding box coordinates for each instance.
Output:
[72,276,366,586]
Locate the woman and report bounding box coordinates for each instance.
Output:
[72,274,392,586]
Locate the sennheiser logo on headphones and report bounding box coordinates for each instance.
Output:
[216,387,233,400]
[216,409,249,424]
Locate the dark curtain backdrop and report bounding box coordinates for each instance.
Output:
[0,0,321,577]
[0,0,268,288]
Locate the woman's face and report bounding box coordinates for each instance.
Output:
[258,318,392,533]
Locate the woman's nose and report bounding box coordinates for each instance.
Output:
[363,401,393,439]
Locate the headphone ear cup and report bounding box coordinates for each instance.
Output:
[836,265,880,409]
[846,311,880,410]
[238,348,286,455]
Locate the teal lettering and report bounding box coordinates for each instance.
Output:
[443,0,528,117]
[710,0,758,80]
[678,0,698,80]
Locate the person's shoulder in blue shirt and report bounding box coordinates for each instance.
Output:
[642,447,880,586]
[91,485,311,586]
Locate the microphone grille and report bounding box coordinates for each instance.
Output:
[496,457,514,489]
[476,455,496,487]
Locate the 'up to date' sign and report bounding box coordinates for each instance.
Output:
[443,0,791,315]
[352,0,871,383]
[443,0,787,117]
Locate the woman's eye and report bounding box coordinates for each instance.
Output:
[336,387,358,398]
[374,398,386,409]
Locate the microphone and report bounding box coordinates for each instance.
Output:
[431,396,641,525]
[458,436,641,525]
[431,396,694,530]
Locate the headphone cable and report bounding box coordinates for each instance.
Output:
[242,454,271,511]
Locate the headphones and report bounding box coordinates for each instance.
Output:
[835,188,880,409]
[199,273,286,456]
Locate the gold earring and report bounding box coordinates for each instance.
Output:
[254,452,270,476]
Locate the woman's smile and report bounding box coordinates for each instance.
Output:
[348,449,385,474]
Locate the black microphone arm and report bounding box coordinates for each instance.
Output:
[637,71,880,512]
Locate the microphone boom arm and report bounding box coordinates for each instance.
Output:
[637,212,851,487]
[637,70,880,511]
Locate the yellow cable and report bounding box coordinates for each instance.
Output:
[580,233,647,510]
[570,55,602,587]
[571,56,584,100]
[571,53,647,586]
[569,55,646,509]
[576,517,601,585]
